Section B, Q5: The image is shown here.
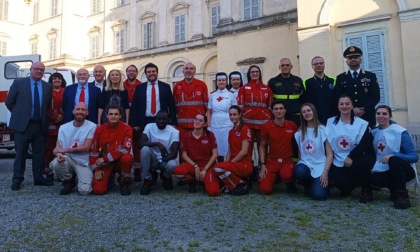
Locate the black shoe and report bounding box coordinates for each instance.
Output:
[120,187,131,196]
[59,177,76,195]
[359,188,373,203]
[394,190,411,209]
[229,183,249,196]
[34,179,54,186]
[11,182,21,191]
[188,180,197,193]
[161,175,173,191]
[120,177,132,196]
[140,180,152,195]
[177,180,188,186]
[286,182,297,194]
[59,187,73,195]
[340,190,351,197]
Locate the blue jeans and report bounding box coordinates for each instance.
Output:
[294,163,328,200]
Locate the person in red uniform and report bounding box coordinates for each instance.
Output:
[258,99,298,195]
[173,62,209,139]
[237,65,272,178]
[89,105,133,196]
[44,72,66,182]
[213,105,253,195]
[174,114,220,195]
[123,64,142,182]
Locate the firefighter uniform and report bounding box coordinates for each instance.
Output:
[173,78,208,137]
[90,120,133,195]
[268,74,303,126]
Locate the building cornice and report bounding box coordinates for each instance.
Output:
[335,14,392,27]
[297,24,330,40]
[399,8,420,23]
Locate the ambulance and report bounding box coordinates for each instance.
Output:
[0,54,76,151]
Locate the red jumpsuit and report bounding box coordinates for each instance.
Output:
[214,125,253,191]
[123,79,142,167]
[174,131,221,196]
[44,88,65,169]
[89,120,133,194]
[173,78,208,138]
[258,120,297,194]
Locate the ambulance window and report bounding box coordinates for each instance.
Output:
[4,61,33,79]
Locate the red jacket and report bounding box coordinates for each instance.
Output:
[123,79,142,105]
[237,80,272,130]
[48,88,65,136]
[173,78,208,129]
[89,121,133,169]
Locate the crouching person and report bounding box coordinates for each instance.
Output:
[50,102,96,195]
[140,110,179,195]
[90,105,134,196]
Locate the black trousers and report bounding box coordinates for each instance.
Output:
[371,156,415,191]
[330,153,375,193]
[13,121,46,184]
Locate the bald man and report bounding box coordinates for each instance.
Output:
[89,65,106,92]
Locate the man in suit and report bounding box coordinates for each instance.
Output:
[62,68,101,124]
[6,61,53,190]
[89,65,106,92]
[335,46,380,127]
[129,63,177,181]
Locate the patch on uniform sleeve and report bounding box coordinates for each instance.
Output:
[245,86,251,90]
[196,91,201,96]
[247,129,252,138]
[125,137,132,148]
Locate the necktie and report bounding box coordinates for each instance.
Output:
[151,82,156,115]
[33,82,41,120]
[353,71,358,79]
[79,86,85,103]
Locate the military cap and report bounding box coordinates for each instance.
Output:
[343,46,363,58]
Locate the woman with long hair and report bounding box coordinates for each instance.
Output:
[207,72,237,162]
[98,69,129,125]
[173,114,220,195]
[294,103,333,200]
[371,105,418,209]
[326,95,375,202]
[213,105,253,195]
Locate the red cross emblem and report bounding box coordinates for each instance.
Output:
[216,96,223,102]
[72,142,79,148]
[306,143,312,151]
[378,143,385,152]
[340,139,349,148]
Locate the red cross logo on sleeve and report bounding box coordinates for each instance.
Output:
[216,96,223,102]
[72,142,79,148]
[377,143,385,152]
[340,139,349,148]
[306,143,312,151]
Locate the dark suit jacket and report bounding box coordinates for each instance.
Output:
[129,80,177,130]
[6,77,51,133]
[88,80,106,92]
[62,83,101,124]
[335,69,380,126]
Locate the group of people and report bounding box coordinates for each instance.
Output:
[5,46,418,210]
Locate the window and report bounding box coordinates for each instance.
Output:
[173,65,184,78]
[31,42,38,54]
[51,0,58,16]
[92,0,101,14]
[33,2,39,23]
[243,0,260,20]
[211,5,220,35]
[347,32,387,105]
[49,37,57,60]
[0,41,6,56]
[143,22,154,49]
[0,0,9,20]
[90,35,100,59]
[114,29,125,53]
[174,14,186,43]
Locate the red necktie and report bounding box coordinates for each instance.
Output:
[79,86,85,103]
[151,82,156,115]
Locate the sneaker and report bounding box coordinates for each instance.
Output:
[394,190,411,209]
[60,176,76,195]
[161,175,174,191]
[359,188,373,203]
[188,180,197,193]
[140,180,152,195]
[229,182,249,196]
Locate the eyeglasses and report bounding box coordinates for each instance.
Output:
[280,64,291,67]
[32,68,45,72]
[346,56,360,60]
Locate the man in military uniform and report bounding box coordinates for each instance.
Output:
[301,56,337,125]
[335,46,380,127]
[268,58,303,126]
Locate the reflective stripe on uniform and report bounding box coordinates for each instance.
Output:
[244,102,267,107]
[273,94,300,100]
[177,118,195,123]
[175,101,206,106]
[243,118,270,125]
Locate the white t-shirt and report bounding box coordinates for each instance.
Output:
[58,120,97,166]
[143,123,179,156]
[295,125,327,178]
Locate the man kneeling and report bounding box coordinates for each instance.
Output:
[50,102,96,195]
[90,105,134,196]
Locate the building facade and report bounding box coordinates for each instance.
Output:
[1,0,419,146]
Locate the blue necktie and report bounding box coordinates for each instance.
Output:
[353,71,358,79]
[33,82,41,120]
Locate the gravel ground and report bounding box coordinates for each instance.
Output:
[0,155,419,252]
